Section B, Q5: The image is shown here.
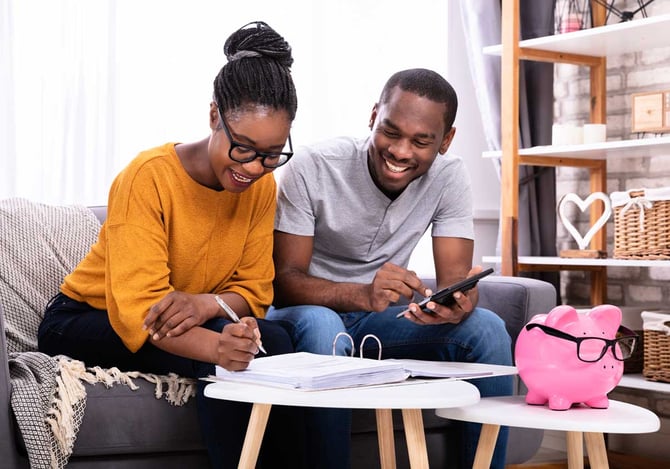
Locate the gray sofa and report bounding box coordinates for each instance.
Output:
[0,205,557,468]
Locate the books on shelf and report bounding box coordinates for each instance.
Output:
[212,352,515,391]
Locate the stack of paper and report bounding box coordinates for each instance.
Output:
[213,352,505,390]
[215,352,410,390]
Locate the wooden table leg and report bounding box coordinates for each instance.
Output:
[584,432,609,469]
[401,408,429,469]
[376,409,397,469]
[238,403,272,469]
[566,431,584,469]
[472,423,500,469]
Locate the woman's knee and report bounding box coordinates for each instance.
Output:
[257,319,295,355]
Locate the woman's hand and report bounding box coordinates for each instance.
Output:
[144,291,215,340]
[217,317,262,371]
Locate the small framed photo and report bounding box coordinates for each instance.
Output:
[632,91,669,133]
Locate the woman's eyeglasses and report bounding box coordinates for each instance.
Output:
[525,323,638,363]
[217,108,293,169]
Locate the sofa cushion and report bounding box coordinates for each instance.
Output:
[73,379,204,456]
[478,276,557,353]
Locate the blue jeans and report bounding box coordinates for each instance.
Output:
[38,293,306,469]
[267,304,513,469]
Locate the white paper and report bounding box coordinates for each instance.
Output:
[215,352,408,390]
[213,352,514,390]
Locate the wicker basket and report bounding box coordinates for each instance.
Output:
[612,188,670,259]
[641,311,670,383]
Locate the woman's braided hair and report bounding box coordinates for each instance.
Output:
[214,21,297,121]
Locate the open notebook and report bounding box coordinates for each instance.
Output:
[212,352,512,390]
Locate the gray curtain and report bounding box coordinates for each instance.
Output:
[461,0,560,300]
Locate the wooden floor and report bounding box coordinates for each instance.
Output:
[506,450,670,469]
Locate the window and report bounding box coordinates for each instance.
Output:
[2,0,450,205]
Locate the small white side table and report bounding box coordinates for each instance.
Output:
[436,395,660,469]
[205,378,480,469]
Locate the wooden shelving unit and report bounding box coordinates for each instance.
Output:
[618,374,670,393]
[492,0,670,304]
[483,256,670,269]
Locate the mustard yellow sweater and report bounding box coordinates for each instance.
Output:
[61,143,276,352]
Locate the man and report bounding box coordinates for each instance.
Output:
[268,68,512,469]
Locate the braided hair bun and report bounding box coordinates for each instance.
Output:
[214,21,297,120]
[224,21,293,68]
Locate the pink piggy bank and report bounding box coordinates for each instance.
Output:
[515,304,624,410]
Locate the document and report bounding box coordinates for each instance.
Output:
[215,352,410,390]
[213,352,513,390]
[385,358,514,379]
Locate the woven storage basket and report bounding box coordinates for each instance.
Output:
[641,311,670,383]
[611,188,670,259]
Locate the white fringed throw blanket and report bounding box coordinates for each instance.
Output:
[1,198,196,468]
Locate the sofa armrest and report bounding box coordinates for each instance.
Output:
[477,276,557,349]
[419,275,556,345]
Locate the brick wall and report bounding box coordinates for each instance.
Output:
[553,0,670,309]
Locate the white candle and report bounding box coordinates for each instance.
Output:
[563,124,583,145]
[583,124,607,144]
[552,124,567,145]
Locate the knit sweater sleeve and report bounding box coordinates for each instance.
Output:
[103,159,174,352]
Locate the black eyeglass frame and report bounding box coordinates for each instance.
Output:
[524,323,638,363]
[216,108,293,169]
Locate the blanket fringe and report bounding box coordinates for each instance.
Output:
[46,358,88,456]
[72,361,196,405]
[126,371,197,406]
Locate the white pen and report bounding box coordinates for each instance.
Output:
[215,295,267,354]
[396,289,434,318]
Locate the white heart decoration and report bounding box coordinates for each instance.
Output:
[558,192,612,250]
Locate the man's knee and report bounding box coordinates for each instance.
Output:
[268,305,341,328]
[465,308,513,364]
[267,305,347,355]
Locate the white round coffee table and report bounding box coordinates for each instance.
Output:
[436,395,660,469]
[205,378,479,469]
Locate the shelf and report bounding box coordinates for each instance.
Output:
[618,374,670,393]
[485,14,670,58]
[483,136,670,163]
[482,256,670,268]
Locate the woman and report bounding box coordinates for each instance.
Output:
[38,21,304,468]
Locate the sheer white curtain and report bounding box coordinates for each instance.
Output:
[2,0,450,206]
[1,0,118,205]
[1,0,16,197]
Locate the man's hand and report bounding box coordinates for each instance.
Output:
[367,262,431,312]
[400,266,482,325]
[144,291,214,340]
[217,317,261,371]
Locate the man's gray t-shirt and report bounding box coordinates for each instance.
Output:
[275,136,474,284]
